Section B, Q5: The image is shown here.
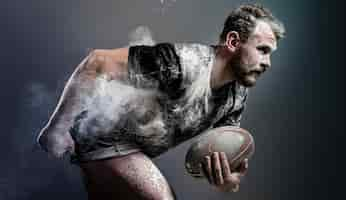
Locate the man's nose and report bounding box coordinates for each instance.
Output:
[261,56,271,70]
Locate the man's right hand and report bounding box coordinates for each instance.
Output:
[200,152,248,192]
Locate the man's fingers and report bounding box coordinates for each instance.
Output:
[220,152,232,178]
[200,163,210,184]
[202,153,248,192]
[237,158,249,175]
[227,172,241,186]
[202,156,215,185]
[231,184,240,192]
[212,152,223,185]
[220,152,241,192]
[219,152,241,185]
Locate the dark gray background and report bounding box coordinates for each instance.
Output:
[1,0,344,199]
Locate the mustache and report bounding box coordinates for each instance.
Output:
[250,67,266,75]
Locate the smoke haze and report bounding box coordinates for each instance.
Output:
[1,0,344,200]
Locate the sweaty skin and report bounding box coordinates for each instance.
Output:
[80,152,175,200]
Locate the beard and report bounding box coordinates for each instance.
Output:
[230,55,258,87]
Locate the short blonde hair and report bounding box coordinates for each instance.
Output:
[219,4,285,43]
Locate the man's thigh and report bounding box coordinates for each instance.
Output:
[79,152,176,200]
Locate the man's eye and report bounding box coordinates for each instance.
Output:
[257,46,270,54]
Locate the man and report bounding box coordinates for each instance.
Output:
[37,4,285,200]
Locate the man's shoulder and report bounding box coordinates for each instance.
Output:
[172,43,215,85]
[126,42,214,91]
[128,42,212,61]
[173,43,214,64]
[89,47,129,64]
[78,48,130,79]
[173,43,212,52]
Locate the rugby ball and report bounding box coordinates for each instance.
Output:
[185,126,255,178]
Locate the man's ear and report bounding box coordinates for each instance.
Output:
[225,31,240,52]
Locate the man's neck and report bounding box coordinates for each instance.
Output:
[210,46,236,90]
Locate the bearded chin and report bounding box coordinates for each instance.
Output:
[233,64,256,87]
[239,75,256,87]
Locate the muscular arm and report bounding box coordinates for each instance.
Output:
[38,47,177,199]
[37,48,130,157]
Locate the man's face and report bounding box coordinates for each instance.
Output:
[231,21,277,87]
